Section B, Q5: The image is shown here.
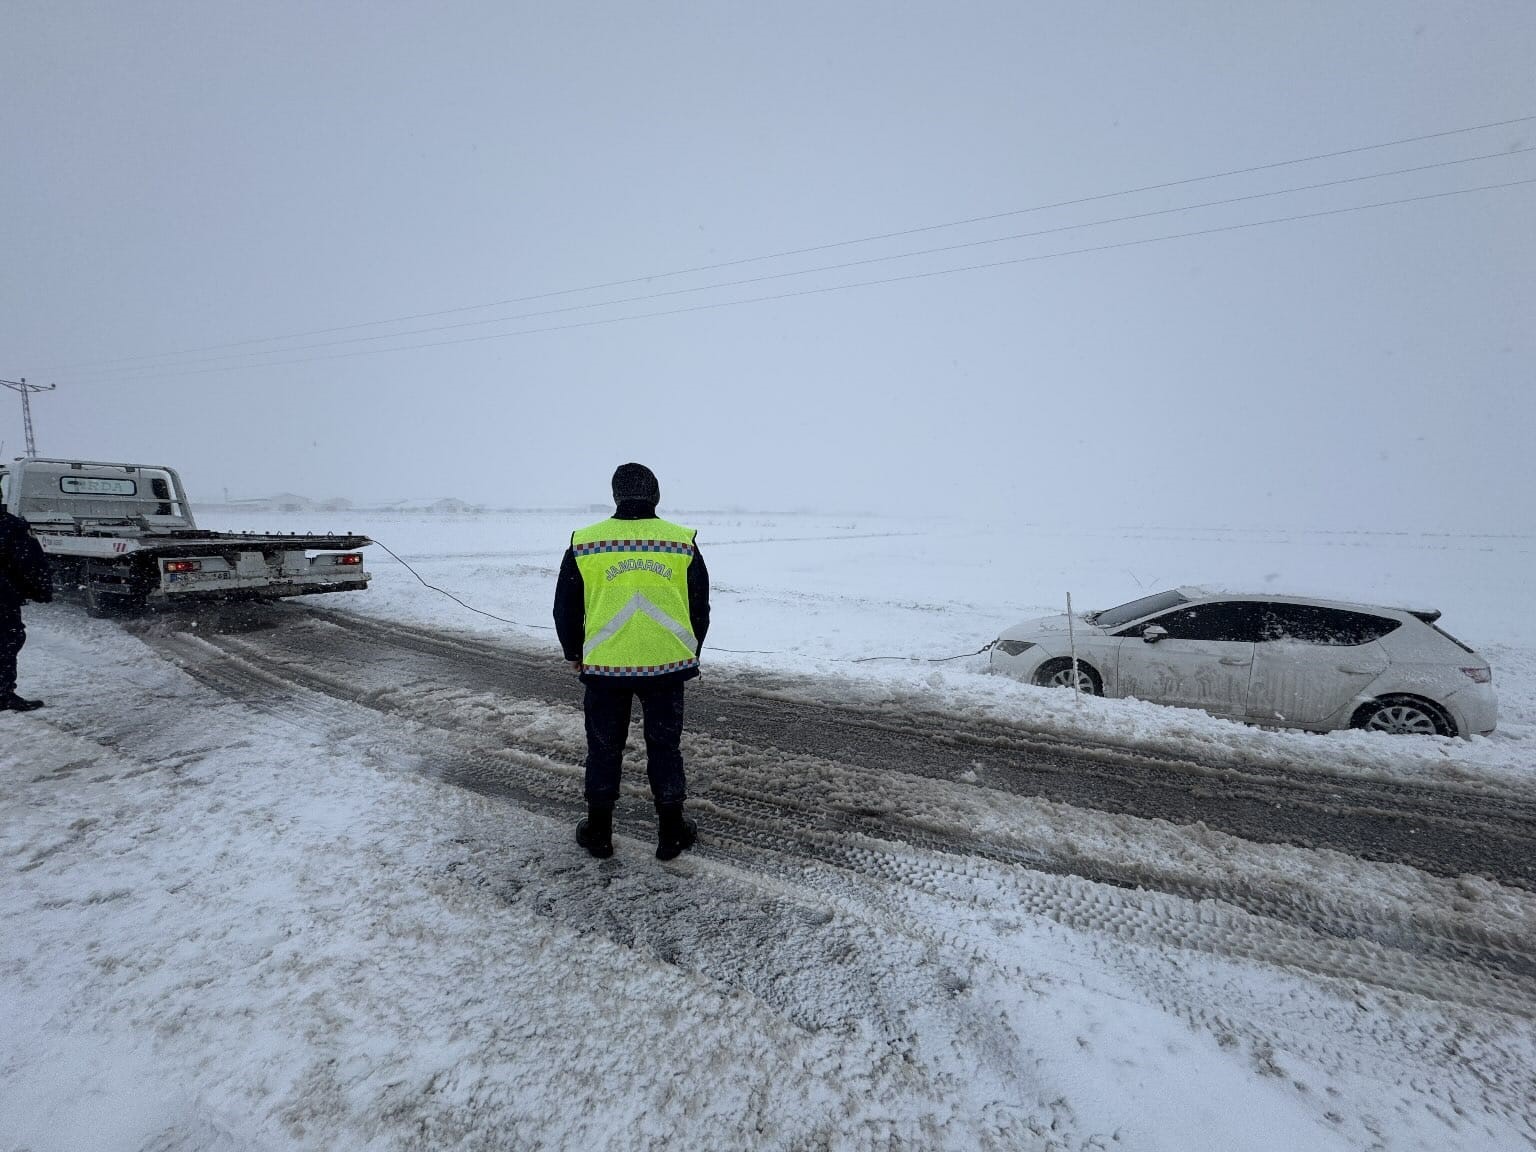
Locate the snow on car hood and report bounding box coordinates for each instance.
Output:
[999,612,1109,641]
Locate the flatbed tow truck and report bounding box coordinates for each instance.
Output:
[0,457,371,615]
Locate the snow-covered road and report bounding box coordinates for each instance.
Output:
[4,513,1535,1150]
[140,603,1536,910]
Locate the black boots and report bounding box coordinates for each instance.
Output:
[655,801,697,861]
[575,804,613,859]
[577,801,697,860]
[0,694,43,712]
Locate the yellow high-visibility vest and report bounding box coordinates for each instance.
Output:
[572,516,698,676]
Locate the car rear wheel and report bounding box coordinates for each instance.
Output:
[1034,658,1103,696]
[1350,696,1456,738]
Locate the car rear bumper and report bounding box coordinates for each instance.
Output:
[1445,683,1498,737]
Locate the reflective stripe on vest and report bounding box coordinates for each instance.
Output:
[571,517,697,676]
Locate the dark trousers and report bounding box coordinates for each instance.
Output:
[582,677,687,808]
[0,608,23,697]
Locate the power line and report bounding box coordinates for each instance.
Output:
[54,146,1535,384]
[55,176,1535,386]
[48,113,1536,374]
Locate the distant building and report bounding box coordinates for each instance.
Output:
[222,492,315,513]
[376,496,482,515]
[267,492,314,513]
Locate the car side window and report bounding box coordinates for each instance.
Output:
[1257,603,1400,646]
[1115,601,1265,642]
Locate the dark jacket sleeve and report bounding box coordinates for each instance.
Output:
[0,520,14,609]
[552,546,585,661]
[0,516,51,607]
[688,544,710,652]
[23,531,52,603]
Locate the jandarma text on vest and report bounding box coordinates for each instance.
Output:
[604,558,674,582]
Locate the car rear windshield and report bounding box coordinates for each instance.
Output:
[1090,589,1189,628]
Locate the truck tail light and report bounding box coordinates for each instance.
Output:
[164,560,201,573]
[335,554,363,566]
[1461,667,1492,684]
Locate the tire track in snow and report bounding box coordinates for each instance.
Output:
[129,613,1536,1017]
[117,631,980,1052]
[258,605,1536,887]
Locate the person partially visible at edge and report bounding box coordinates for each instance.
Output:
[0,503,54,711]
[553,463,710,861]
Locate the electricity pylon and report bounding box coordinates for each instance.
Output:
[1,378,56,456]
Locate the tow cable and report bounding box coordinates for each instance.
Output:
[370,540,996,665]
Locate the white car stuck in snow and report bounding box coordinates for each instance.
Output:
[990,588,1497,738]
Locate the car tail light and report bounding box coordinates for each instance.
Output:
[1460,667,1492,684]
[164,560,201,573]
[334,554,363,566]
[995,640,1036,656]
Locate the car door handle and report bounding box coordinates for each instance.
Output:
[1219,657,1252,666]
[1338,665,1381,675]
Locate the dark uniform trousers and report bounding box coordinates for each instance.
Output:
[0,608,24,698]
[582,678,687,808]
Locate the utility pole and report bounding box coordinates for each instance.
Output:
[1,378,56,457]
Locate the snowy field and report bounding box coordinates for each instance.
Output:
[3,511,1534,1151]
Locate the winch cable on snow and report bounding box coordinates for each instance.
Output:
[370,540,995,663]
[370,539,555,631]
[851,641,997,664]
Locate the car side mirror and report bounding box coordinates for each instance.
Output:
[1142,625,1168,644]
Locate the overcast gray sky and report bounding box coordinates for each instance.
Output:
[4,2,1533,529]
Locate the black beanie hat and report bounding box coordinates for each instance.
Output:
[611,462,660,505]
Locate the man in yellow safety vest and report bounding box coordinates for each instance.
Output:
[553,463,710,860]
